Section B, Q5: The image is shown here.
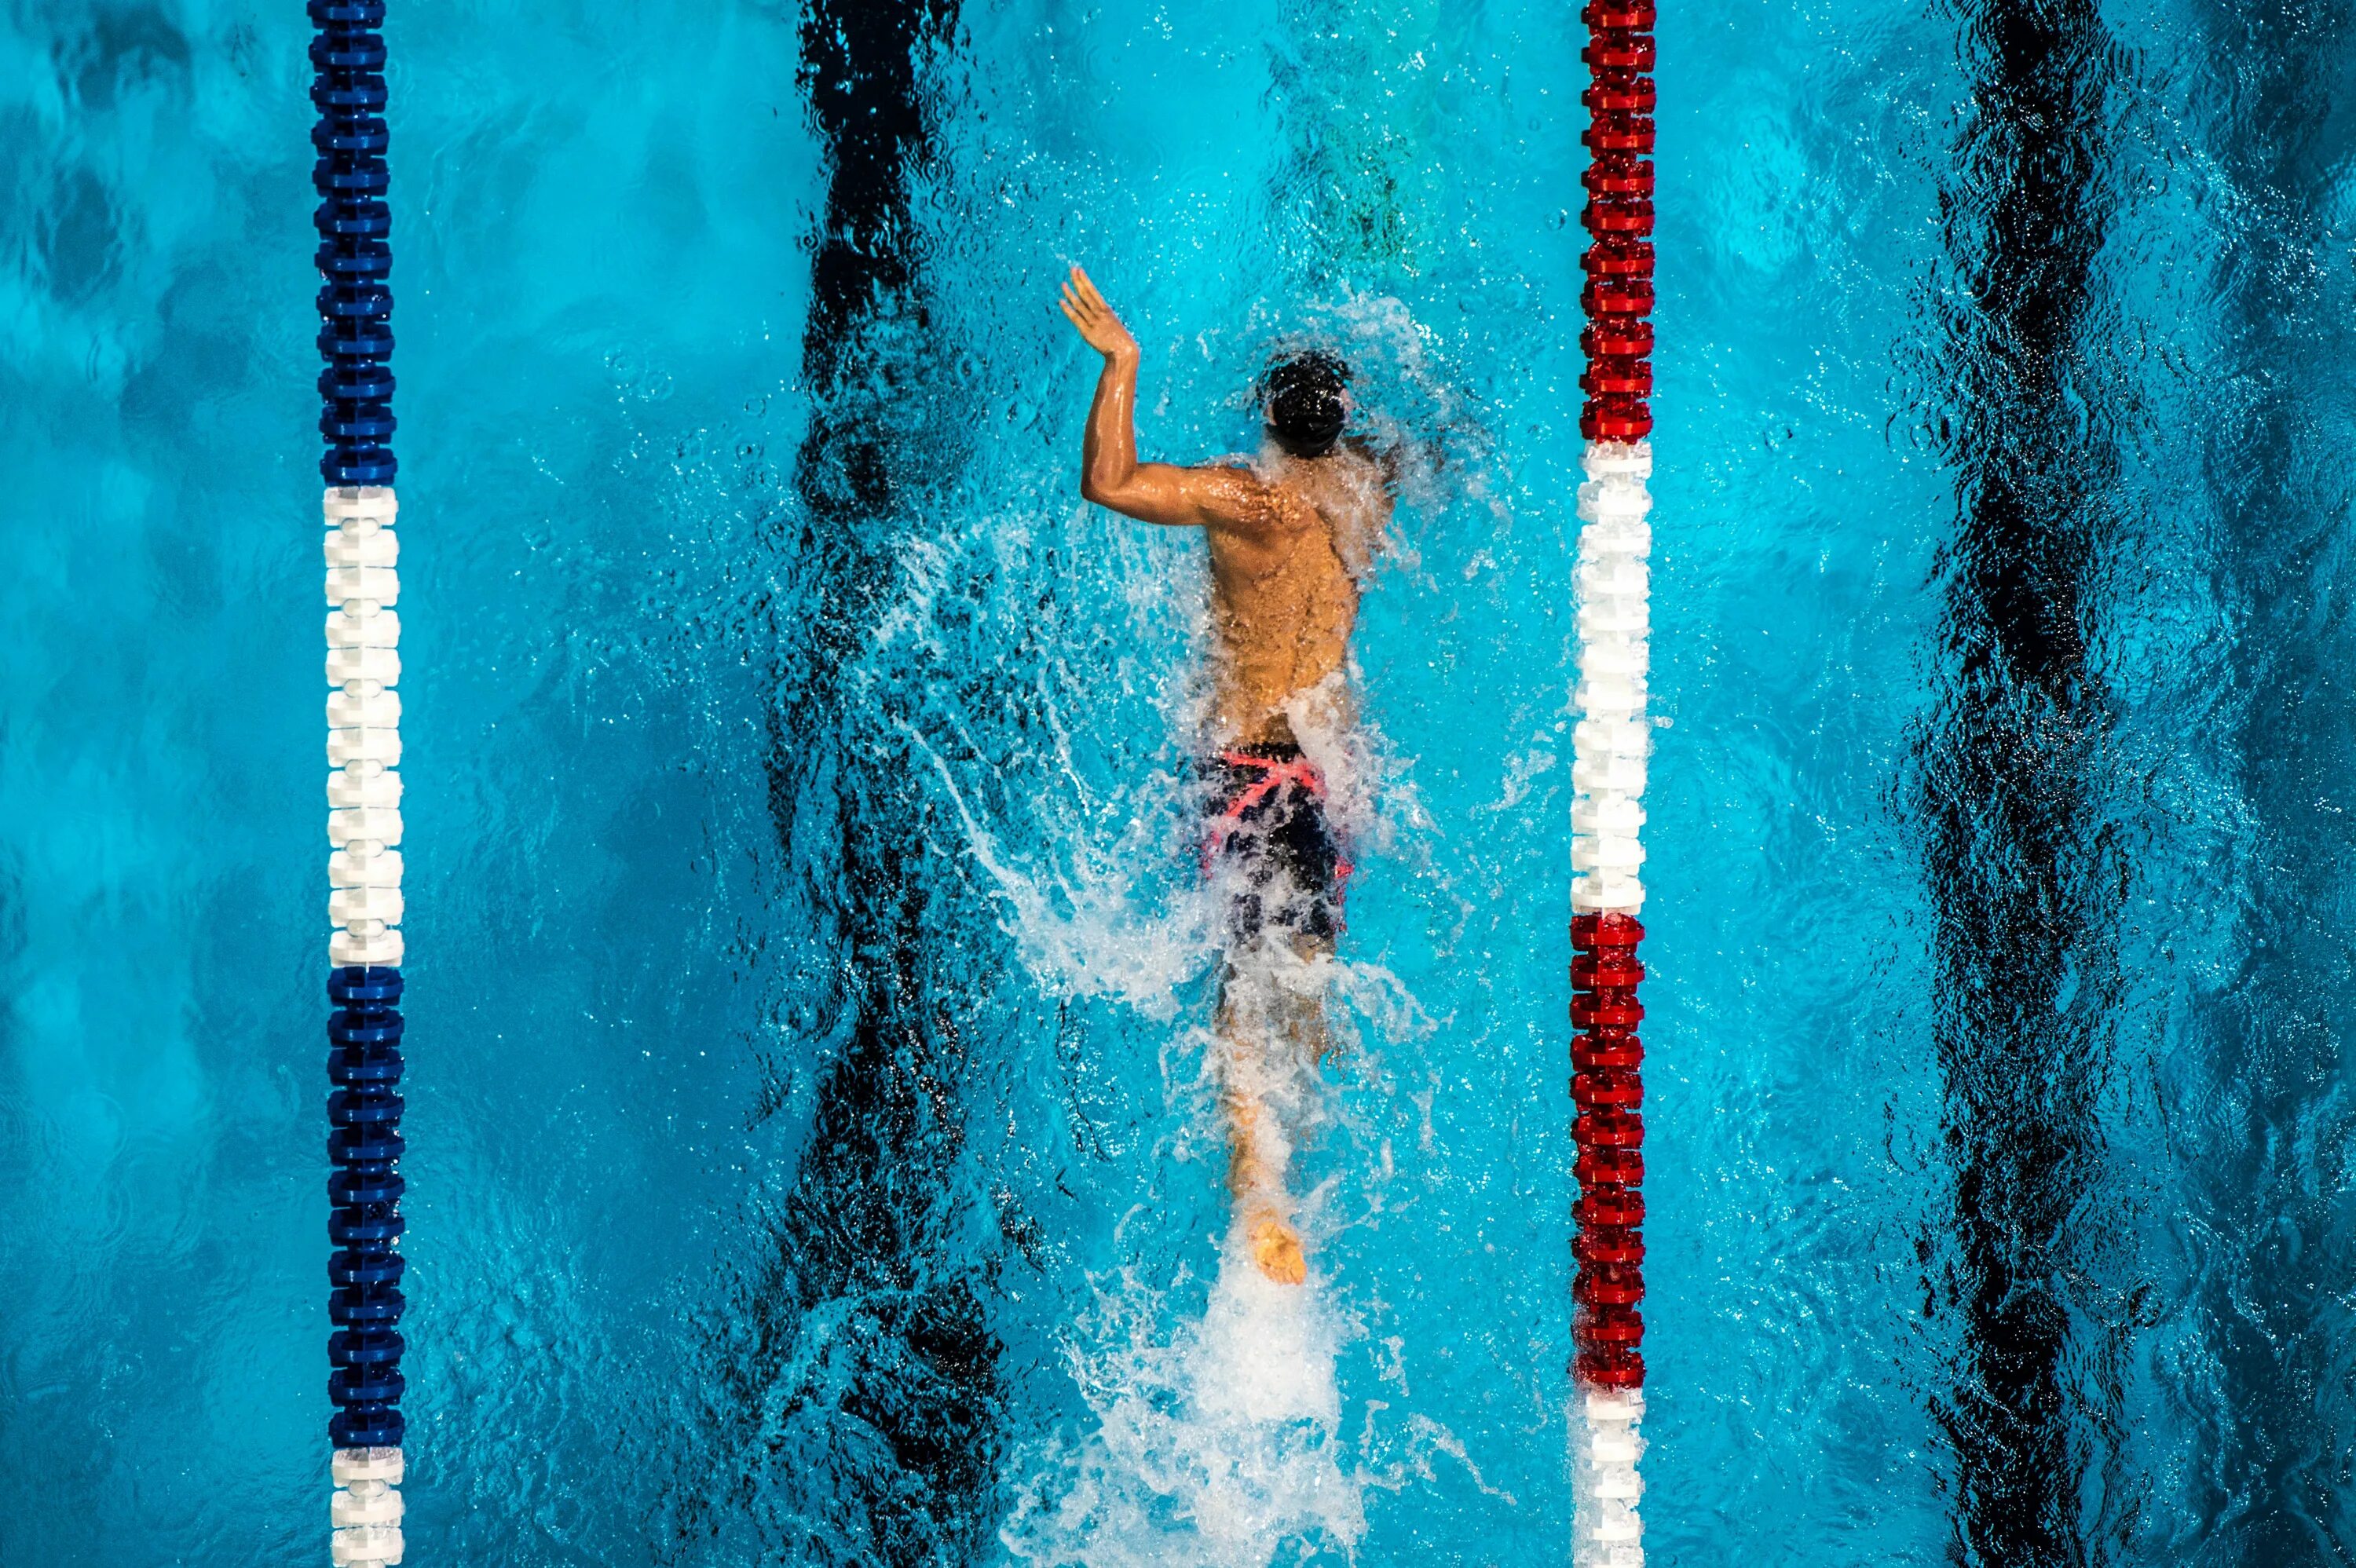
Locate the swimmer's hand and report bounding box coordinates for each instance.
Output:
[1059,265,1139,362]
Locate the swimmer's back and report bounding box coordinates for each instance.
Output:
[1203,444,1388,746]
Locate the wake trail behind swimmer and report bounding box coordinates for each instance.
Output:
[1058,265,1392,1286]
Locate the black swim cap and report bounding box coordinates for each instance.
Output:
[1264,349,1350,459]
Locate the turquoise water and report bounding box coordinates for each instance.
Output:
[4,1,2354,1563]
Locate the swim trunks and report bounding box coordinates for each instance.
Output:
[1201,744,1351,947]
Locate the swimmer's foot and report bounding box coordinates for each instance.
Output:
[1243,1205,1307,1285]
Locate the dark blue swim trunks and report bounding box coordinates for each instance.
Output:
[1201,744,1351,946]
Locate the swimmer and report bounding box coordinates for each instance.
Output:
[1058,265,1391,1285]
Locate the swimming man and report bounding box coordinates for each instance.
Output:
[1059,265,1389,1285]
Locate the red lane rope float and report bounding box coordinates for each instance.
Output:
[1571,913,1645,1388]
[1579,1,1655,444]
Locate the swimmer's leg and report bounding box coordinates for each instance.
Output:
[1218,978,1307,1286]
[1283,931,1341,1065]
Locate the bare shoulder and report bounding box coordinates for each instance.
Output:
[1184,462,1290,534]
[1310,447,1391,576]
[1339,435,1401,495]
[1312,445,1393,521]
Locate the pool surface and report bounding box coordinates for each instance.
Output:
[3,1,2354,1563]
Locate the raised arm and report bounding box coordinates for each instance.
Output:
[1059,265,1271,531]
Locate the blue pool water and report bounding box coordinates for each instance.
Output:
[5,1,2355,1563]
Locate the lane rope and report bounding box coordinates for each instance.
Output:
[1571,3,1655,1563]
[313,2,406,1563]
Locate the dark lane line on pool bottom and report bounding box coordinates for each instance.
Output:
[667,3,1008,1563]
[1916,1,2129,1563]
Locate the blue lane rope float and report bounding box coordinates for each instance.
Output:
[314,0,407,1562]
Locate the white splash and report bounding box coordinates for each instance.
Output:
[1000,1248,1368,1568]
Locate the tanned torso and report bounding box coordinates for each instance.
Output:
[1203,448,1386,747]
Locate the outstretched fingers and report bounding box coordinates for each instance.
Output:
[1058,264,1136,358]
[1061,272,1106,325]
